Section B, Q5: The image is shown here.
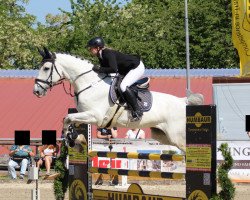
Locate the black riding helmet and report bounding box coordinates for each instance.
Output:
[86,37,105,48]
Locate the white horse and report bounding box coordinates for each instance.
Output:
[33,48,203,152]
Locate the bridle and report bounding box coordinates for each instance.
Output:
[35,56,65,91]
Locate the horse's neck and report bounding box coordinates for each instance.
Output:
[56,54,110,94]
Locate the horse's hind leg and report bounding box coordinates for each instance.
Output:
[150,127,171,145]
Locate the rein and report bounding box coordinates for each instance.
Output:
[62,69,93,97]
[74,74,110,102]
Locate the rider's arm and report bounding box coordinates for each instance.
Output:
[139,130,145,139]
[98,50,118,73]
[111,128,118,138]
[96,129,109,139]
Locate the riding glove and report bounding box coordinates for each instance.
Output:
[92,65,100,72]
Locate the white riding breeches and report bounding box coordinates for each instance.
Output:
[120,61,145,92]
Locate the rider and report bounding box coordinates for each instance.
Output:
[86,37,145,121]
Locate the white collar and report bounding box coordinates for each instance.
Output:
[99,49,103,59]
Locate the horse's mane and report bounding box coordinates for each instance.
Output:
[55,53,94,69]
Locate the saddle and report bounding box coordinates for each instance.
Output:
[109,75,153,112]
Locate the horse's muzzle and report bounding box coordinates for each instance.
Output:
[33,84,47,97]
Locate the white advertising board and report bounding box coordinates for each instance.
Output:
[217,141,250,182]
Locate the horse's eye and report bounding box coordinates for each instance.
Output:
[44,67,50,71]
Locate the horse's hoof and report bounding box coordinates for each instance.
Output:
[68,140,75,147]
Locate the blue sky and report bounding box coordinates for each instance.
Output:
[24,0,71,23]
[24,0,128,23]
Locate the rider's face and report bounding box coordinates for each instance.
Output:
[89,47,99,56]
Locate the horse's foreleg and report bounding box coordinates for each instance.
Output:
[64,111,99,126]
[63,111,98,146]
[63,111,99,135]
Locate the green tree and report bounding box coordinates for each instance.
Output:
[123,0,238,68]
[47,0,123,64]
[187,0,238,68]
[2,0,238,69]
[0,0,46,69]
[57,0,238,69]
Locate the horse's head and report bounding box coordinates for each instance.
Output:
[33,47,64,97]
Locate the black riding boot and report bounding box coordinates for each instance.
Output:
[123,87,143,121]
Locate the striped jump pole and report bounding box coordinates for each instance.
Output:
[89,151,185,161]
[89,167,185,180]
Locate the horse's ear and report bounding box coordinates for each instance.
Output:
[51,52,56,59]
[37,47,46,58]
[43,46,52,59]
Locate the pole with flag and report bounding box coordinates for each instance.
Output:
[232,0,250,76]
[185,0,191,96]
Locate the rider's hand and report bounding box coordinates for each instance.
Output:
[92,65,100,73]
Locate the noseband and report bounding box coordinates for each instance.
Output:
[35,57,65,91]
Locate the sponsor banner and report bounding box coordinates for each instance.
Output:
[93,183,184,200]
[217,160,250,169]
[228,169,250,182]
[186,144,212,172]
[217,141,250,162]
[217,141,250,182]
[92,139,182,153]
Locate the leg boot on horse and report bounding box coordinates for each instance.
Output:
[123,87,143,121]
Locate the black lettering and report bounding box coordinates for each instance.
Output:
[232,147,241,156]
[243,148,250,156]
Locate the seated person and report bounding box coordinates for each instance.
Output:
[8,145,34,179]
[96,127,118,139]
[37,144,59,176]
[125,128,145,139]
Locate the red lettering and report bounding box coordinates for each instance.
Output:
[92,158,127,169]
[99,160,110,168]
[111,160,122,168]
[92,157,99,167]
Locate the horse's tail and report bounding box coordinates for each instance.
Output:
[187,92,204,105]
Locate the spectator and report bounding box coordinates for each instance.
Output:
[125,128,145,139]
[37,144,59,176]
[8,145,34,179]
[95,127,119,186]
[96,127,118,139]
